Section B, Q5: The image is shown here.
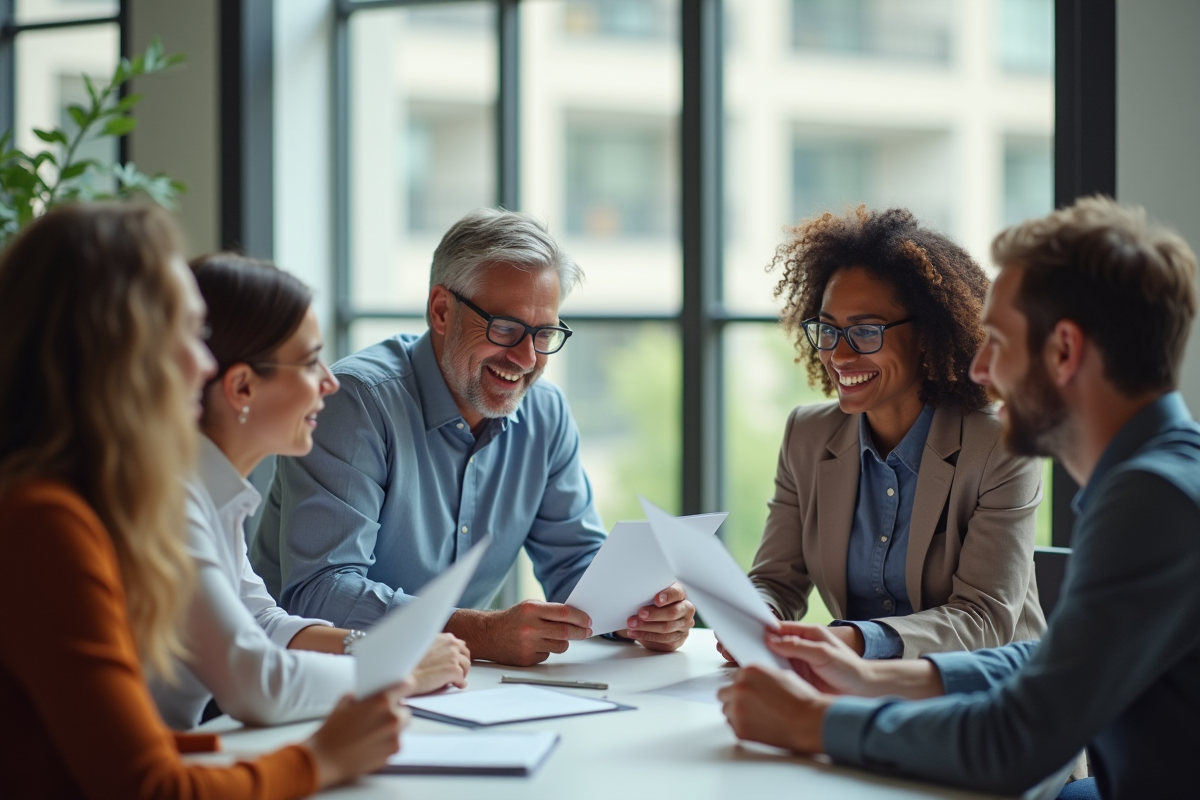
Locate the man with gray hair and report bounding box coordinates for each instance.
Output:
[252,208,695,666]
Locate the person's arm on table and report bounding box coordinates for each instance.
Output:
[0,491,407,799]
[729,472,1200,795]
[446,602,592,666]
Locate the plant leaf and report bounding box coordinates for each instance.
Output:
[114,93,143,113]
[67,104,90,130]
[33,128,69,145]
[83,74,99,106]
[101,116,138,137]
[59,160,93,181]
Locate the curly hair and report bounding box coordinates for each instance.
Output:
[771,206,991,411]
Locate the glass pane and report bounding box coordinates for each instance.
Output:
[347,317,429,357]
[723,0,1053,315]
[541,321,681,527]
[997,0,1053,74]
[347,3,497,314]
[722,322,833,624]
[14,24,119,194]
[520,0,681,314]
[15,0,116,24]
[791,0,953,64]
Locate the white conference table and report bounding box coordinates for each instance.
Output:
[196,629,1024,800]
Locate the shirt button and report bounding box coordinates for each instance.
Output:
[886,488,895,497]
[875,587,883,594]
[469,457,475,464]
[461,526,468,533]
[880,536,888,543]
[456,422,464,430]
[883,600,893,610]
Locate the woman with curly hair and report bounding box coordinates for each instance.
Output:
[738,206,1047,661]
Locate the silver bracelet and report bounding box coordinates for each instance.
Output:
[343,629,367,655]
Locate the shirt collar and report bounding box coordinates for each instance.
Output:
[197,435,260,517]
[1072,391,1193,515]
[410,330,523,434]
[859,404,935,475]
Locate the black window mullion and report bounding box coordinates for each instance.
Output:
[333,5,353,359]
[497,0,518,210]
[680,0,723,515]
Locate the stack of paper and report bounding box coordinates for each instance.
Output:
[381,731,560,776]
[405,684,631,728]
[565,513,727,635]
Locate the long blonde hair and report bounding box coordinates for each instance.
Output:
[0,204,196,677]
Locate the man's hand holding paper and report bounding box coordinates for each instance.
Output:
[620,580,696,652]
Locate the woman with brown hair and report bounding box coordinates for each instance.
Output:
[739,206,1046,660]
[0,203,408,798]
[150,253,470,730]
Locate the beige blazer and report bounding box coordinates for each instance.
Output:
[749,401,1047,658]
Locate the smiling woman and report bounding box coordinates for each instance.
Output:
[741,206,1048,663]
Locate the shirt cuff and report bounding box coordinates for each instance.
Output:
[923,650,992,694]
[821,695,891,767]
[267,615,333,650]
[831,620,904,659]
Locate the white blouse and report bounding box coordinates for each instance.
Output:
[151,436,355,729]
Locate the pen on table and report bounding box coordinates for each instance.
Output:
[500,675,609,690]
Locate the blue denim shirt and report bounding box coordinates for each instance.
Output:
[833,405,935,658]
[250,332,607,630]
[823,393,1200,799]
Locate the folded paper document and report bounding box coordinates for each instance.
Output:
[405,684,632,728]
[355,536,491,698]
[566,512,727,635]
[380,731,560,776]
[639,498,789,670]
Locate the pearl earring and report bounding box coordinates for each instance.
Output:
[238,406,250,424]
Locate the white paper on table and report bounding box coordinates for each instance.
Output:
[639,498,790,670]
[566,513,726,635]
[355,535,491,698]
[380,731,560,776]
[642,670,734,706]
[405,684,619,726]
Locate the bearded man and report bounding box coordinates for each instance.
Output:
[252,209,694,666]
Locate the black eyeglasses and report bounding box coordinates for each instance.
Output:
[451,291,573,355]
[801,317,914,355]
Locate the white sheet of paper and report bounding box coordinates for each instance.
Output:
[639,498,787,669]
[382,731,559,775]
[405,684,618,726]
[566,512,726,635]
[642,670,733,706]
[355,536,491,698]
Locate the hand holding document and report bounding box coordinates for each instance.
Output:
[565,512,727,635]
[355,536,491,698]
[639,498,790,670]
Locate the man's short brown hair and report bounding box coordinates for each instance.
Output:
[992,196,1198,397]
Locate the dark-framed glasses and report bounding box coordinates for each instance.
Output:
[801,317,915,355]
[451,290,573,355]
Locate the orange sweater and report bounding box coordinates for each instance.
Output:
[0,481,319,799]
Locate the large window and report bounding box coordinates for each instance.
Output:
[335,0,1054,612]
[3,0,121,175]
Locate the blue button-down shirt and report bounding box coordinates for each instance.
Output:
[250,332,607,630]
[833,405,934,658]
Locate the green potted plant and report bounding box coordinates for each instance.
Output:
[0,37,186,247]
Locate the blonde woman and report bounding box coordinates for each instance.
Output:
[0,204,409,798]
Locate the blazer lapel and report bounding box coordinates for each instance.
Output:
[817,414,861,619]
[905,405,962,611]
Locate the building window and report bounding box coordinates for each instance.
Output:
[565,116,674,238]
[1004,136,1053,226]
[563,0,674,39]
[998,0,1053,74]
[791,0,953,64]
